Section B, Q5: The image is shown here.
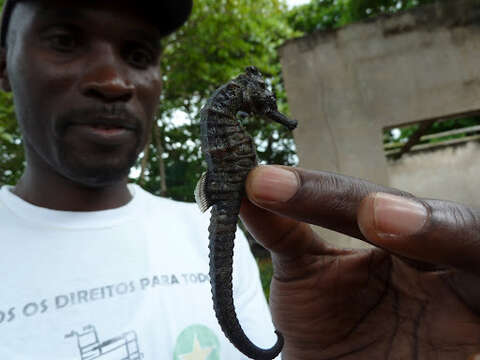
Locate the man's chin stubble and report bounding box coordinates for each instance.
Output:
[59,152,138,188]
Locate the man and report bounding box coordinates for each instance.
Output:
[1,1,479,360]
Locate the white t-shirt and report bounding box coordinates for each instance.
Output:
[0,184,278,359]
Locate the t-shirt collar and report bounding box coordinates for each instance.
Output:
[0,184,142,229]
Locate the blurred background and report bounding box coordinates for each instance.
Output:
[1,0,479,298]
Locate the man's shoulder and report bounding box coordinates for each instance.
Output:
[0,185,9,211]
[0,185,15,215]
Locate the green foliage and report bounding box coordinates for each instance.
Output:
[256,257,274,300]
[287,0,351,33]
[384,123,420,145]
[160,0,296,114]
[427,117,479,137]
[0,0,23,186]
[347,0,439,22]
[140,120,205,202]
[288,0,443,34]
[0,91,24,186]
[385,116,480,147]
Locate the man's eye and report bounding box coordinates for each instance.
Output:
[48,34,77,52]
[126,47,156,69]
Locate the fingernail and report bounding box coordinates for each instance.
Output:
[374,193,427,237]
[248,166,299,203]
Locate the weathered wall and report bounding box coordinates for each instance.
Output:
[279,0,480,248]
[388,142,480,209]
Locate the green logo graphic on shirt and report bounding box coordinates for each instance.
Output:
[173,324,220,360]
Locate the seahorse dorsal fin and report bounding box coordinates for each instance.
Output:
[194,172,212,213]
[246,65,259,75]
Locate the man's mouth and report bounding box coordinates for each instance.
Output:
[88,123,129,134]
[79,114,138,130]
[57,107,142,146]
[66,120,137,146]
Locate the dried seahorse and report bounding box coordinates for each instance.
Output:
[194,66,297,360]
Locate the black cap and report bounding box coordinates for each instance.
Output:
[0,0,193,47]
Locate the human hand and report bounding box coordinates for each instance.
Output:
[240,165,480,360]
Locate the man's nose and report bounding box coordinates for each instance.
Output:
[79,44,134,103]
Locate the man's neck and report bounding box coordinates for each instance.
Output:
[12,166,133,212]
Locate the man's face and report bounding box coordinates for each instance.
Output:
[2,0,163,187]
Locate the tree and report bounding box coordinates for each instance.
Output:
[0,0,25,186]
[0,91,24,186]
[287,0,443,34]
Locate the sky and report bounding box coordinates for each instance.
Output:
[286,0,311,8]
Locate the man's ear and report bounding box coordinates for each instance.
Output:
[0,48,11,92]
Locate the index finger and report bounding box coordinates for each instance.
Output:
[245,165,411,241]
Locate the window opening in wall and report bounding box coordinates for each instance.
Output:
[383,115,480,160]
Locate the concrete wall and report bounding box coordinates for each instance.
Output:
[279,0,480,248]
[388,142,480,209]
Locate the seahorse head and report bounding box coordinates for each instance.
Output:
[242,66,278,116]
[242,66,298,131]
